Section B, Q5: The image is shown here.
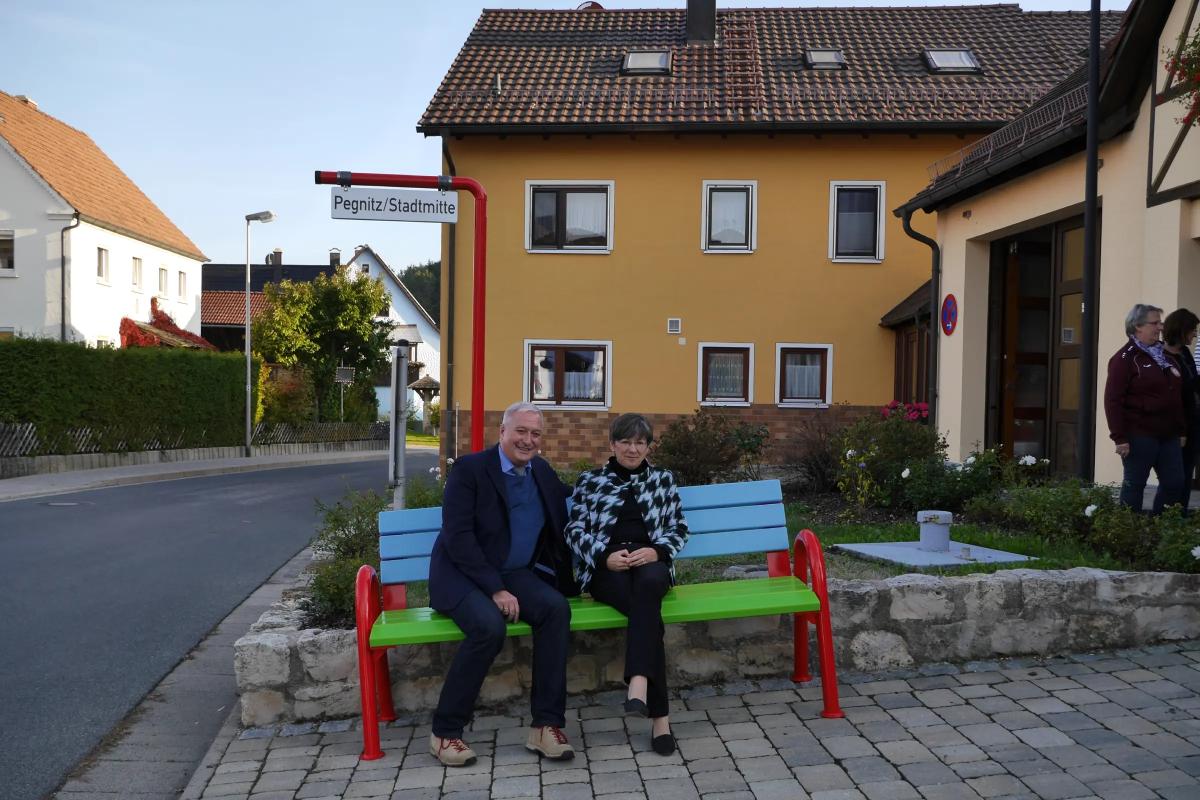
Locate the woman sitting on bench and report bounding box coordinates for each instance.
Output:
[565,413,689,755]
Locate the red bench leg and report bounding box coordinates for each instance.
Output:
[355,565,385,760]
[790,552,813,682]
[374,649,397,722]
[794,530,844,718]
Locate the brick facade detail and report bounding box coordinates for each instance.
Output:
[442,404,876,469]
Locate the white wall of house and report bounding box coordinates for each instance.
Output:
[0,145,203,344]
[351,248,442,420]
[69,221,204,345]
[0,141,72,339]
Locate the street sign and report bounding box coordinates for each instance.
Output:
[330,187,458,223]
[335,366,356,384]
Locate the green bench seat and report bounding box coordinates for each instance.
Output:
[353,477,842,761]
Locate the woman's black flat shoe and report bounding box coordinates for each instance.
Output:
[623,698,648,718]
[651,731,676,755]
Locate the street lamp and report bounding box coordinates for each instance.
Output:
[244,210,275,457]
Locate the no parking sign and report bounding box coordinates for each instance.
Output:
[941,294,958,336]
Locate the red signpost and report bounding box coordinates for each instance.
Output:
[315,171,488,452]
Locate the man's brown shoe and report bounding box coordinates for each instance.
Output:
[430,734,477,767]
[526,725,575,760]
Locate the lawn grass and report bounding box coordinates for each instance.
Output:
[406,432,439,447]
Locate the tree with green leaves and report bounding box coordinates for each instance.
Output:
[253,266,394,421]
[399,259,440,325]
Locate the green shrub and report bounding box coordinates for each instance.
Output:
[427,402,441,430]
[261,369,315,425]
[310,489,389,562]
[781,413,844,494]
[901,448,1003,512]
[964,480,1114,541]
[653,409,768,485]
[837,405,943,507]
[1153,509,1200,573]
[405,476,444,509]
[303,557,364,629]
[557,458,597,487]
[0,337,259,453]
[1089,504,1155,565]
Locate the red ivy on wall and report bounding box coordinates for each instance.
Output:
[119,298,217,350]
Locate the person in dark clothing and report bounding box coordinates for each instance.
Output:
[1160,308,1200,513]
[1104,303,1186,513]
[427,402,577,766]
[564,413,689,756]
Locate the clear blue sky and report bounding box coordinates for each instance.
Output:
[1,1,1128,270]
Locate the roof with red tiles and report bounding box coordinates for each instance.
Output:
[202,290,269,326]
[0,90,206,261]
[419,5,1124,133]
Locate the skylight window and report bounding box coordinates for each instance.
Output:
[622,50,671,76]
[805,49,846,70]
[924,49,981,74]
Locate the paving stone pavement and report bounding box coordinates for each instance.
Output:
[184,641,1200,800]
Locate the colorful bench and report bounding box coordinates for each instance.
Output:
[353,478,842,760]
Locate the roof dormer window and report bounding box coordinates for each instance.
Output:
[622,50,671,76]
[924,48,981,74]
[805,48,846,70]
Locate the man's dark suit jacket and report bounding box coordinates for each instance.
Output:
[428,445,577,612]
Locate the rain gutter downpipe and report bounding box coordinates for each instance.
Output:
[1078,0,1100,480]
[442,141,458,460]
[59,212,80,341]
[900,208,940,423]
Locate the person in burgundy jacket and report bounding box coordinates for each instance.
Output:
[1104,303,1186,513]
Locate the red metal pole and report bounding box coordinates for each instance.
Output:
[315,171,488,452]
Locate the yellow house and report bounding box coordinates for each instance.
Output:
[420,1,1118,464]
[897,0,1197,486]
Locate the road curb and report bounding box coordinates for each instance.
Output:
[0,448,426,503]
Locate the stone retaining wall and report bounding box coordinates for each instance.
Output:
[234,567,1200,727]
[0,439,386,479]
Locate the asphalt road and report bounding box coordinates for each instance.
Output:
[0,455,436,800]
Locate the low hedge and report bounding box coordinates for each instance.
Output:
[0,337,260,452]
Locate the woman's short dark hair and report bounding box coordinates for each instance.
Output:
[1164,308,1200,348]
[609,413,653,444]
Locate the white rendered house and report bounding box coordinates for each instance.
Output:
[0,91,206,345]
[347,245,441,420]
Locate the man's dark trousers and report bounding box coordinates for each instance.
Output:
[432,568,570,738]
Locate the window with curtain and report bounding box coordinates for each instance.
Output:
[831,182,884,260]
[704,182,755,251]
[779,347,829,403]
[701,346,751,403]
[529,186,610,249]
[529,343,608,405]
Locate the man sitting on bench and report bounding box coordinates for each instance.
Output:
[427,401,578,766]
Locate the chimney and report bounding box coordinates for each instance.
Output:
[687,0,715,44]
[329,248,341,268]
[15,95,37,110]
[269,248,283,283]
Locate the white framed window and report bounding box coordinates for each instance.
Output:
[701,181,757,253]
[0,231,14,272]
[177,271,187,299]
[131,257,143,290]
[524,339,612,409]
[697,342,754,406]
[97,247,110,284]
[829,181,886,263]
[776,343,833,407]
[157,267,168,296]
[525,180,615,253]
[95,337,113,348]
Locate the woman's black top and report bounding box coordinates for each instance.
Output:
[1169,348,1200,430]
[600,457,672,564]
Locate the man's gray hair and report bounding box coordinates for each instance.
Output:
[501,401,544,427]
[1125,304,1164,336]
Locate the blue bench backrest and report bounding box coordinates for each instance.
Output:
[377,478,788,587]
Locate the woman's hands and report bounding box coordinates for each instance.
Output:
[1115,442,1130,458]
[605,547,659,571]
